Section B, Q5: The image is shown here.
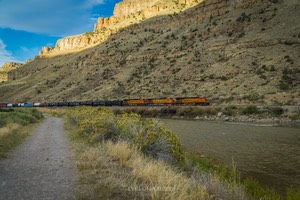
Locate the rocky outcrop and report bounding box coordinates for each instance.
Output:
[39,46,54,56]
[0,62,23,82]
[0,62,23,72]
[55,30,113,51]
[94,0,202,32]
[113,0,161,18]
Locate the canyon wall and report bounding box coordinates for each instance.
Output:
[39,0,271,53]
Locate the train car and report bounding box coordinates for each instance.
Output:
[40,102,48,107]
[79,101,93,106]
[92,100,106,106]
[23,103,33,107]
[57,102,69,107]
[48,102,59,107]
[68,102,80,107]
[148,98,174,105]
[122,99,148,106]
[0,103,7,107]
[6,103,16,107]
[106,100,123,106]
[33,103,42,107]
[175,97,209,105]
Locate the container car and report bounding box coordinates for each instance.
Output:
[33,103,41,107]
[0,103,7,107]
[92,101,106,106]
[106,100,123,106]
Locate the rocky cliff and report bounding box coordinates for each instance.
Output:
[41,0,202,53]
[94,0,201,31]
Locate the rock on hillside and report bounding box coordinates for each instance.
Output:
[0,0,299,106]
[0,62,23,82]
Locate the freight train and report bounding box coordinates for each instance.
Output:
[0,96,209,108]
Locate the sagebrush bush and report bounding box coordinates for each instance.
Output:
[241,105,259,115]
[116,113,183,164]
[66,107,184,164]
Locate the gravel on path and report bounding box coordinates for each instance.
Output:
[0,116,76,200]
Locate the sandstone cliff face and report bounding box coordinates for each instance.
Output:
[49,0,202,52]
[94,0,202,31]
[113,0,161,18]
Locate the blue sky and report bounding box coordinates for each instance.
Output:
[0,0,122,67]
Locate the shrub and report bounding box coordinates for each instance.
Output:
[242,105,259,115]
[0,108,43,128]
[223,106,238,116]
[279,81,289,90]
[66,107,184,164]
[245,91,260,101]
[116,113,183,164]
[268,107,284,116]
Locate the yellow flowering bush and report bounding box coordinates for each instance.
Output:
[66,107,184,164]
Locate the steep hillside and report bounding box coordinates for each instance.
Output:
[0,0,299,105]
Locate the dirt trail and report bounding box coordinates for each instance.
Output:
[0,117,76,200]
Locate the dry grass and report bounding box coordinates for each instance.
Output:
[69,135,212,200]
[38,107,68,117]
[0,123,21,138]
[106,141,209,200]
[0,122,40,159]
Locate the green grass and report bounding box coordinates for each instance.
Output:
[0,108,43,128]
[0,108,44,159]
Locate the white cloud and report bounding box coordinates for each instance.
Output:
[0,0,106,37]
[0,39,20,68]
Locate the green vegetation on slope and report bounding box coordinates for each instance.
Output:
[0,108,44,159]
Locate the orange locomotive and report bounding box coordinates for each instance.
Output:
[175,96,209,106]
[122,97,209,106]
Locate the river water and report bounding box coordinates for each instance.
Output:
[160,119,300,194]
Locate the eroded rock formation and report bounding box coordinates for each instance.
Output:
[0,62,23,82]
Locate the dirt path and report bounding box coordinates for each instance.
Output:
[0,117,76,200]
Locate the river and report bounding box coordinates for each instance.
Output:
[160,119,300,194]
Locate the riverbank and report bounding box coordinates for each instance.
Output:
[113,105,300,126]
